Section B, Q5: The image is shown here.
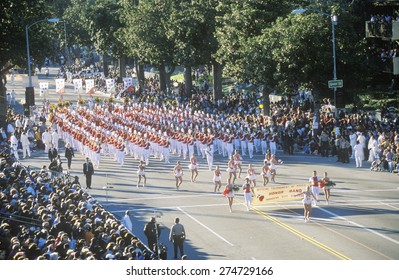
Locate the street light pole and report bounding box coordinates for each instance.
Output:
[62,20,69,66]
[292,9,339,115]
[25,24,32,88]
[331,15,338,116]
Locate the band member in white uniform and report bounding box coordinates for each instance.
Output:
[10,133,19,160]
[295,186,318,222]
[188,154,199,182]
[226,156,236,184]
[213,165,222,192]
[308,170,321,206]
[260,160,271,186]
[242,178,254,211]
[233,150,242,178]
[246,164,257,187]
[205,142,214,171]
[137,161,147,188]
[173,161,184,190]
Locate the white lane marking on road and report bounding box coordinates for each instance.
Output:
[177,207,235,247]
[106,193,221,202]
[252,201,399,210]
[380,202,399,210]
[109,199,399,210]
[337,189,399,193]
[269,213,333,222]
[111,203,228,213]
[316,206,399,245]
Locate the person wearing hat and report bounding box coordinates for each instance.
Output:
[169,217,186,260]
[205,141,214,171]
[83,157,94,189]
[51,129,59,150]
[9,133,19,160]
[349,129,357,159]
[121,210,133,232]
[42,129,51,153]
[269,132,278,156]
[144,217,160,253]
[10,89,16,105]
[20,131,31,159]
[242,177,254,211]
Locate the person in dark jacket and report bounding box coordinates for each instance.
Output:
[83,157,94,189]
[48,144,58,162]
[143,217,160,253]
[64,143,74,169]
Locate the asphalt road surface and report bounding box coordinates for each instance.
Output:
[7,69,399,260]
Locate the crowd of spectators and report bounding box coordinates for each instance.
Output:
[368,13,399,37]
[1,108,152,260]
[367,44,398,73]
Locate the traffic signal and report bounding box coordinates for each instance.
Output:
[25,87,35,106]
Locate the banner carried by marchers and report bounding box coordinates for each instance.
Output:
[106,78,115,93]
[39,82,48,97]
[123,77,132,89]
[73,79,83,92]
[85,79,95,94]
[55,79,65,94]
[252,184,308,205]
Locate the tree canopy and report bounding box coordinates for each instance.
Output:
[0,0,374,122]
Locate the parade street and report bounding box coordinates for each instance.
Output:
[10,69,399,260]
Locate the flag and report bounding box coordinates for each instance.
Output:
[123,77,133,89]
[118,85,134,96]
[125,85,134,92]
[39,82,49,97]
[55,79,65,94]
[85,79,95,94]
[106,78,115,93]
[73,79,83,92]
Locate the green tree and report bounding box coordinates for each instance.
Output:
[167,0,217,98]
[214,0,291,114]
[261,1,367,130]
[64,0,125,78]
[215,0,291,81]
[120,0,176,92]
[0,0,55,126]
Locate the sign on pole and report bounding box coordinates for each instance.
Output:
[328,79,343,89]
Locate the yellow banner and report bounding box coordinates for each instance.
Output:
[252,183,309,205]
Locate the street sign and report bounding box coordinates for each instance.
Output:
[328,79,343,89]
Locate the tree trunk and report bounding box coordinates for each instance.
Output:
[184,65,192,99]
[312,89,321,137]
[165,65,175,94]
[0,73,7,128]
[103,52,110,77]
[135,57,145,94]
[118,56,126,83]
[212,62,223,101]
[159,64,175,94]
[159,64,167,93]
[262,83,270,116]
